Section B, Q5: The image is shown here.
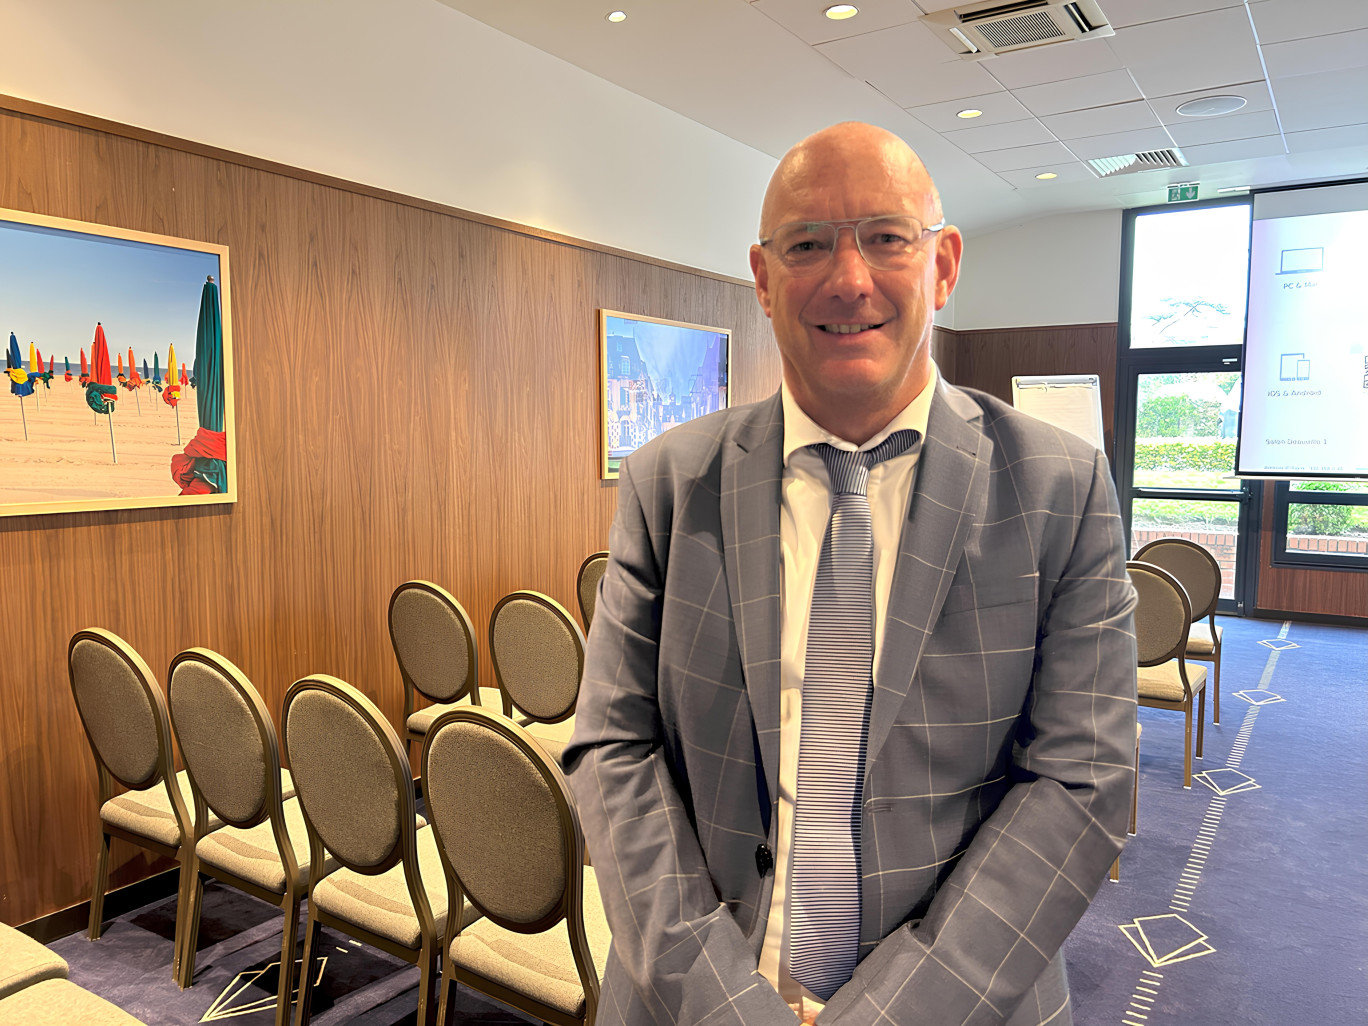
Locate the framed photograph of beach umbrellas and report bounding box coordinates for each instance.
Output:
[599,309,731,480]
[0,206,235,517]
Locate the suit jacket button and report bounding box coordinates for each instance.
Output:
[755,844,774,877]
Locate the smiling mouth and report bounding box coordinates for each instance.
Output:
[819,322,884,334]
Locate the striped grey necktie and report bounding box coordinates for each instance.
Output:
[789,428,920,1001]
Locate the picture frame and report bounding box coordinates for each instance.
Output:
[599,309,730,480]
[0,206,235,517]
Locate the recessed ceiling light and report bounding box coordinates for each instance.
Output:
[1035,172,1058,180]
[1176,95,1247,117]
[825,4,859,19]
[605,10,627,23]
[956,108,984,119]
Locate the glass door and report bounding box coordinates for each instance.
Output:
[1121,365,1252,609]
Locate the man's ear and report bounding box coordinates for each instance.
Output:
[933,226,963,311]
[750,244,773,318]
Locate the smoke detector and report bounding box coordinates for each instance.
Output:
[923,0,1114,60]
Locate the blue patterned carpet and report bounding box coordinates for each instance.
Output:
[1064,616,1368,1025]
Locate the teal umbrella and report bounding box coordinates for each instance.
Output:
[196,277,224,432]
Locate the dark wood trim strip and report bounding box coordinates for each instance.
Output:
[17,869,180,944]
[0,92,757,290]
[940,321,1120,337]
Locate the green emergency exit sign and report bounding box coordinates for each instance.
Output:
[1168,183,1199,202]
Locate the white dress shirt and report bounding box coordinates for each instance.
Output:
[758,364,938,1015]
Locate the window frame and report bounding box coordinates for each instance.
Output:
[1271,481,1368,570]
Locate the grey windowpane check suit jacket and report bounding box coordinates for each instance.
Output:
[563,381,1138,1026]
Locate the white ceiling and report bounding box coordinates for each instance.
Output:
[439,0,1368,236]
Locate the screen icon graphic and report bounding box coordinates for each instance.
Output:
[1277,247,1323,274]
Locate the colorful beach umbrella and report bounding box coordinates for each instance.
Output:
[64,357,72,383]
[165,342,183,443]
[7,333,34,439]
[87,323,119,461]
[172,276,228,494]
[153,352,162,385]
[79,348,89,386]
[27,342,36,374]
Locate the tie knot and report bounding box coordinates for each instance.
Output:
[811,429,920,496]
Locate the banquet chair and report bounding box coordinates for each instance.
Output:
[167,648,312,1023]
[68,628,219,983]
[1134,537,1224,723]
[388,581,502,768]
[575,552,609,631]
[421,707,610,1026]
[1108,722,1141,883]
[488,591,586,763]
[0,922,67,1000]
[282,675,476,1026]
[1128,561,1207,788]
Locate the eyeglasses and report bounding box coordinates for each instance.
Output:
[758,214,945,274]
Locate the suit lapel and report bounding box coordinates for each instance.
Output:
[868,382,993,774]
[720,392,785,803]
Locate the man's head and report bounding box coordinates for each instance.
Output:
[749,122,962,443]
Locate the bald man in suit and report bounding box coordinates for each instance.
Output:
[564,122,1137,1026]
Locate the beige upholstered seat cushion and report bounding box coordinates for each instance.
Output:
[1137,660,1208,702]
[0,979,147,1025]
[101,770,296,848]
[1186,622,1222,656]
[0,924,67,1000]
[449,867,610,1017]
[518,716,576,764]
[407,689,506,736]
[311,825,465,949]
[196,796,334,893]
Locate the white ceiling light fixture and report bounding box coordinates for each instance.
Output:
[824,4,859,19]
[957,108,984,119]
[605,10,627,23]
[1035,172,1058,179]
[1176,95,1247,117]
[1217,185,1252,194]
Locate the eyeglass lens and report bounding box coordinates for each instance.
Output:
[770,215,929,273]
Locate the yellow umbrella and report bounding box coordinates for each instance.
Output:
[27,342,40,411]
[166,343,183,444]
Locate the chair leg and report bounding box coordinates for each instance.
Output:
[88,829,112,941]
[436,969,456,1026]
[1182,703,1193,789]
[275,897,302,1026]
[417,941,439,1026]
[1196,689,1207,759]
[177,870,206,989]
[1129,737,1140,836]
[1109,856,1120,882]
[1212,648,1221,725]
[293,913,323,1026]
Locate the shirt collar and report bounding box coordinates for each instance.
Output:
[781,362,938,467]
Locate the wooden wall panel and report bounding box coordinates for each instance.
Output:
[1255,489,1368,620]
[939,323,1118,460]
[0,107,781,926]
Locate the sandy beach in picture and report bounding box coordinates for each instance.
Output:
[1,373,202,506]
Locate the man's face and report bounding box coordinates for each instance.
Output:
[749,133,961,436]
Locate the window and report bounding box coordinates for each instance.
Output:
[1272,480,1368,569]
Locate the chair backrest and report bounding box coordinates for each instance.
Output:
[488,591,585,724]
[388,581,479,704]
[1127,561,1193,668]
[282,675,415,876]
[421,708,595,1011]
[168,648,282,833]
[67,628,174,793]
[575,552,609,631]
[1133,538,1221,622]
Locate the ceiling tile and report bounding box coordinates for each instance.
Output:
[974,141,1078,172]
[1063,127,1179,160]
[1249,0,1368,44]
[751,0,923,46]
[1166,109,1282,145]
[1261,27,1368,79]
[905,91,1033,132]
[1040,100,1162,140]
[994,163,1098,188]
[1105,7,1265,96]
[1012,70,1143,116]
[1096,0,1244,30]
[1271,66,1368,132]
[1148,80,1274,124]
[981,37,1122,89]
[943,118,1057,154]
[1179,135,1288,164]
[1283,122,1368,153]
[816,22,1004,106]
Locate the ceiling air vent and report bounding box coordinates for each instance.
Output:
[1086,149,1189,178]
[923,0,1114,60]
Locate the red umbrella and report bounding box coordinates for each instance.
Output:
[88,323,119,462]
[79,348,89,386]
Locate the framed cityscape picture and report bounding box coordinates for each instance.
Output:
[599,309,730,480]
[0,206,234,517]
